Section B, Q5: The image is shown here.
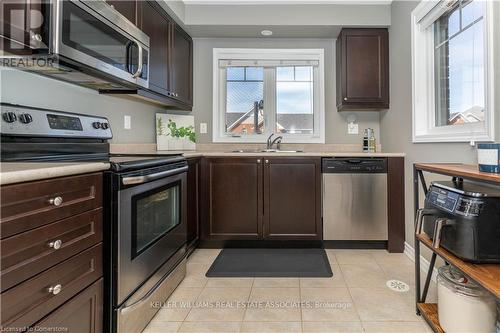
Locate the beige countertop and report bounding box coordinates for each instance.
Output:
[0,150,405,185]
[160,150,406,158]
[0,162,110,186]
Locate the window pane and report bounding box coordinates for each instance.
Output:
[227,67,244,81]
[276,66,314,134]
[434,18,485,127]
[246,67,263,81]
[225,67,264,135]
[295,66,313,81]
[277,67,294,81]
[462,0,484,27]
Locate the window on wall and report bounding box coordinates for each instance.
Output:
[411,0,495,142]
[213,49,325,143]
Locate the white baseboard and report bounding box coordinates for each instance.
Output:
[403,241,438,283]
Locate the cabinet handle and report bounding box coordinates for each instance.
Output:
[48,239,63,250]
[47,284,62,295]
[265,160,269,164]
[344,97,348,101]
[257,159,261,163]
[49,196,63,206]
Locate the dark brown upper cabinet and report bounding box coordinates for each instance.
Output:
[106,0,137,24]
[336,28,389,111]
[169,23,193,107]
[201,157,322,241]
[101,1,193,110]
[138,1,171,96]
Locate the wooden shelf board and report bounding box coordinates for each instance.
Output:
[417,233,500,298]
[417,303,445,333]
[415,163,500,184]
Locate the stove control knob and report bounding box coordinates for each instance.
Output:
[92,121,101,129]
[2,112,17,123]
[101,122,109,129]
[19,113,33,124]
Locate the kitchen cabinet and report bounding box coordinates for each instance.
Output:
[169,23,193,106]
[106,0,137,24]
[336,28,389,110]
[187,157,201,251]
[0,173,103,331]
[138,1,171,96]
[264,158,322,240]
[201,157,321,241]
[202,158,263,240]
[35,279,103,333]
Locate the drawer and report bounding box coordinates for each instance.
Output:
[1,173,102,238]
[1,243,102,329]
[1,208,103,292]
[34,278,103,333]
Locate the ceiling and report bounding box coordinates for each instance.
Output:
[163,0,392,38]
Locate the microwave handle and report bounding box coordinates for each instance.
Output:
[122,165,188,185]
[132,40,143,78]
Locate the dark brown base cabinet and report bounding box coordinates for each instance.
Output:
[35,279,103,333]
[0,173,104,332]
[201,157,322,241]
[336,28,389,111]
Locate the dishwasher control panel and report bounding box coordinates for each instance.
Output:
[322,158,387,173]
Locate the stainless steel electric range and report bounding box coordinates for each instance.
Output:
[1,103,188,333]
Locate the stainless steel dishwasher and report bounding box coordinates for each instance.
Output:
[322,158,388,242]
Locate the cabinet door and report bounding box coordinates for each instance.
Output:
[139,1,170,95]
[169,22,193,107]
[203,158,263,240]
[187,157,200,247]
[34,278,103,333]
[106,0,137,24]
[337,28,389,110]
[263,158,322,240]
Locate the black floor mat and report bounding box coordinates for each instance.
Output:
[205,248,333,277]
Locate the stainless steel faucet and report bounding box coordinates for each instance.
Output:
[266,133,283,150]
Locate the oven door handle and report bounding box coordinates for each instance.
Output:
[122,166,188,185]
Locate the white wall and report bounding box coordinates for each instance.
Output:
[193,37,382,144]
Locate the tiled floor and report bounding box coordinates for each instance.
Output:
[142,249,436,333]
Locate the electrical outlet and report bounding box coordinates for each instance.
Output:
[348,123,358,135]
[200,123,207,134]
[124,115,131,129]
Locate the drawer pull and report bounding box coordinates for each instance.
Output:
[48,239,63,250]
[49,196,63,206]
[47,284,62,295]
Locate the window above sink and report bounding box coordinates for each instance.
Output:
[213,48,325,143]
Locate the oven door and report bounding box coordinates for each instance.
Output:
[117,170,187,305]
[54,0,149,88]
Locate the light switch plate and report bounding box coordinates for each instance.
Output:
[124,115,131,129]
[200,123,207,134]
[348,123,358,135]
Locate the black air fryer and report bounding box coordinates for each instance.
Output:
[423,181,500,263]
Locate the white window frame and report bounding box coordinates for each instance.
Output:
[411,0,496,143]
[212,48,325,143]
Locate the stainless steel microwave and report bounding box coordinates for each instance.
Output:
[1,0,150,90]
